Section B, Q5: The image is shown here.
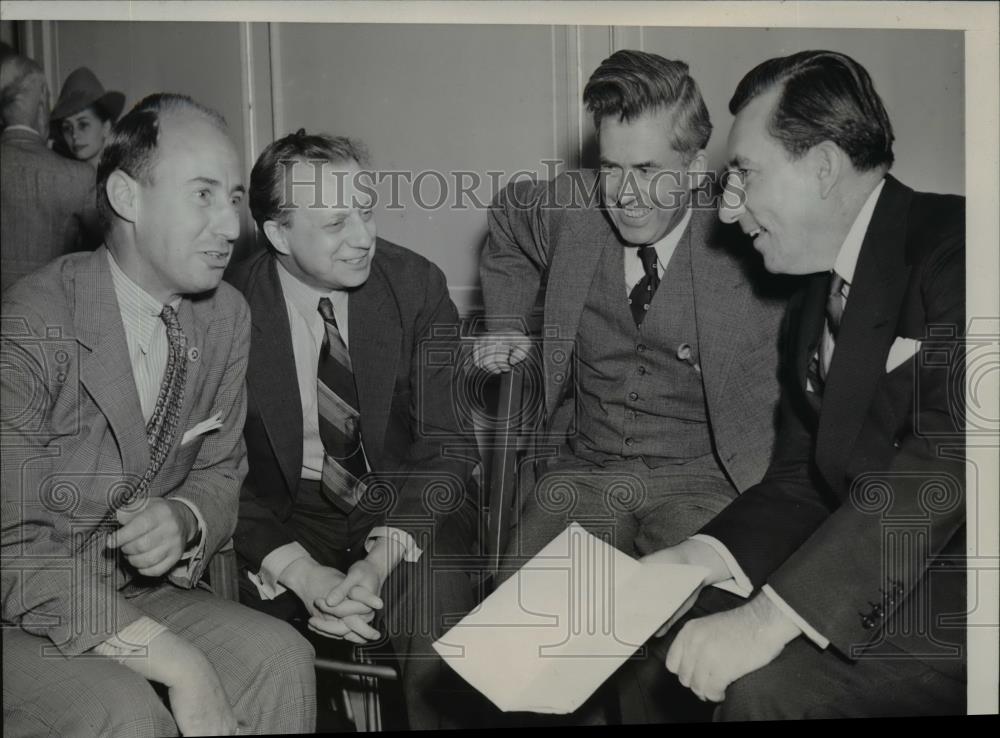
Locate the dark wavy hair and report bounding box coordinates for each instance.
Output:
[248,129,370,239]
[96,93,227,231]
[582,49,712,162]
[729,50,895,172]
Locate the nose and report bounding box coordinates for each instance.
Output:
[718,172,746,224]
[215,201,241,243]
[346,211,375,250]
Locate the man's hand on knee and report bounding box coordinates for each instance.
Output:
[107,499,196,576]
[665,593,801,702]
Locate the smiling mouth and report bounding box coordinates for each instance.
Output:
[619,205,651,221]
[342,255,368,266]
[202,250,230,261]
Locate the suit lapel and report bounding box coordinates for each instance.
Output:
[689,211,755,403]
[815,177,913,485]
[543,209,615,419]
[349,252,397,461]
[246,255,303,494]
[75,248,150,478]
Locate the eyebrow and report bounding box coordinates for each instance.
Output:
[599,158,660,169]
[189,176,246,195]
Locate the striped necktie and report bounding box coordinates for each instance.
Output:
[628,245,660,327]
[125,305,188,506]
[317,297,368,512]
[807,272,847,396]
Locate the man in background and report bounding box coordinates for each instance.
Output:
[1,53,96,291]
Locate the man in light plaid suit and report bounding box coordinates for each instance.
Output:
[2,93,315,736]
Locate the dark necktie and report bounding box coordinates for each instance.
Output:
[317,297,368,512]
[628,245,660,327]
[808,272,847,395]
[127,305,188,506]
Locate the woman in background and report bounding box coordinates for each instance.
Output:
[50,67,124,168]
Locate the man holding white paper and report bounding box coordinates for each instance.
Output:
[629,50,966,720]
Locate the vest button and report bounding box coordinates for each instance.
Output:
[625,437,635,447]
[636,344,647,353]
[629,391,639,401]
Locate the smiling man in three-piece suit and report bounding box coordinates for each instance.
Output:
[631,50,966,720]
[476,50,789,571]
[227,130,482,730]
[2,94,315,736]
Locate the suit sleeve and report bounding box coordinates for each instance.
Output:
[479,177,559,332]
[378,261,480,538]
[234,470,300,572]
[163,295,251,585]
[1,301,145,656]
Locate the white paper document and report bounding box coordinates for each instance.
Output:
[432,523,707,714]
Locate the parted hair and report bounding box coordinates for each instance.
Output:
[582,49,712,162]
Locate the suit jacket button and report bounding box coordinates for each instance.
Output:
[636,344,647,353]
[861,615,876,630]
[625,437,635,447]
[629,391,639,401]
[892,438,902,449]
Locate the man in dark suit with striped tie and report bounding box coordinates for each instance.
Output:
[626,50,966,720]
[228,130,482,730]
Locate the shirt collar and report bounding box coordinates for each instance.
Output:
[832,178,885,286]
[106,250,181,352]
[649,206,692,265]
[276,258,347,324]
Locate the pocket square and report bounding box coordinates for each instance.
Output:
[886,337,921,373]
[181,413,223,446]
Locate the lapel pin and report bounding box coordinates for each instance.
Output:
[188,346,200,362]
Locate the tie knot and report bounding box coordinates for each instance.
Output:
[829,273,846,299]
[159,304,180,328]
[638,246,658,278]
[318,297,336,324]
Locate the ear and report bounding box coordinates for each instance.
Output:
[262,219,291,255]
[685,149,709,190]
[101,119,112,138]
[105,169,139,223]
[811,141,843,199]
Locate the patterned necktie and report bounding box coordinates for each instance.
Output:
[628,245,661,327]
[317,297,368,512]
[808,272,847,395]
[819,273,846,380]
[128,305,188,505]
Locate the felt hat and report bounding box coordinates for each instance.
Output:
[51,67,125,122]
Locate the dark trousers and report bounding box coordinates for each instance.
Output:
[616,588,966,722]
[238,479,489,730]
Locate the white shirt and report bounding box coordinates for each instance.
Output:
[623,207,693,293]
[247,260,421,601]
[692,178,886,649]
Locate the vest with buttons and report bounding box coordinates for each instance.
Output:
[569,232,716,467]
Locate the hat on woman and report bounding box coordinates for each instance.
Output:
[50,67,125,122]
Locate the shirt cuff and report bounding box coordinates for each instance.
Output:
[91,616,169,662]
[762,584,829,649]
[167,497,207,587]
[689,534,753,597]
[365,526,423,563]
[247,542,312,600]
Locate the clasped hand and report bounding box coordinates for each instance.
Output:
[290,558,385,644]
